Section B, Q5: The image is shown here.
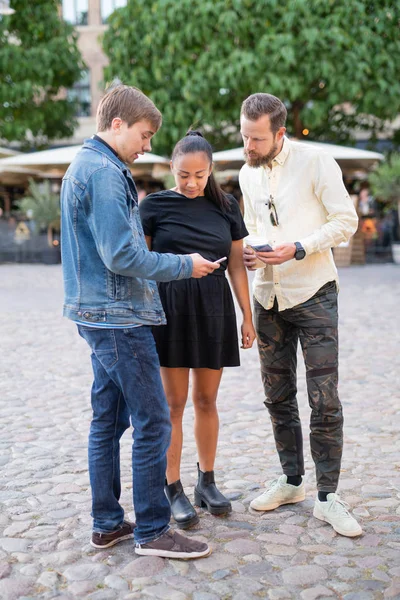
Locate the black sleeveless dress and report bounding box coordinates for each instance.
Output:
[139,190,248,370]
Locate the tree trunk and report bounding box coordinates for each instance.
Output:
[47,225,53,248]
[292,101,305,138]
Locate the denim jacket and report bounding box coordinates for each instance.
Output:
[61,138,193,326]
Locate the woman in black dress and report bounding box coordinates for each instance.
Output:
[140,131,255,528]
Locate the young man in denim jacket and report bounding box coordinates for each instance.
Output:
[61,85,219,559]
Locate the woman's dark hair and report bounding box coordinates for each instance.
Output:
[171,130,231,211]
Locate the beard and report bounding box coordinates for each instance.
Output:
[244,142,279,168]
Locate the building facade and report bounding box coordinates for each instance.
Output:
[61,0,127,144]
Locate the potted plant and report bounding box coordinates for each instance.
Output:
[369,154,400,264]
[18,178,61,264]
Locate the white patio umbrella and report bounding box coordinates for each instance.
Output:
[0,146,20,159]
[0,165,59,186]
[0,144,169,177]
[213,140,384,172]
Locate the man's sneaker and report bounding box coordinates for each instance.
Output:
[313,493,362,537]
[250,475,305,511]
[135,529,211,559]
[91,520,135,549]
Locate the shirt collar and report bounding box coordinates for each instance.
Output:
[271,136,290,167]
[82,137,129,173]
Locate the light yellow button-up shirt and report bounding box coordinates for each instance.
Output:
[239,137,358,311]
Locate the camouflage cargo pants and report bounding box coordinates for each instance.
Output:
[254,281,343,492]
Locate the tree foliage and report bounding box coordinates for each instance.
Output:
[0,0,84,148]
[369,154,400,206]
[18,178,60,246]
[103,0,400,155]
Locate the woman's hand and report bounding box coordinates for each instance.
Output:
[241,318,256,349]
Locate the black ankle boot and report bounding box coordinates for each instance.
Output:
[164,479,199,529]
[194,463,232,516]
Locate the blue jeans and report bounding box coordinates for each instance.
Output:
[77,325,172,544]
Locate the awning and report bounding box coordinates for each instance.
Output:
[0,165,59,186]
[213,140,384,172]
[0,146,21,159]
[0,144,169,178]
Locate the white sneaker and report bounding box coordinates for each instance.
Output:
[313,493,362,537]
[250,475,305,511]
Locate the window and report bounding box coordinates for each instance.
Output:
[101,0,127,23]
[62,0,88,26]
[68,70,91,117]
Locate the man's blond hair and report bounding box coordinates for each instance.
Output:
[96,84,162,132]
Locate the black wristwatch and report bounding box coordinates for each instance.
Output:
[294,242,306,260]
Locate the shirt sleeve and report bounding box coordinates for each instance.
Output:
[227,195,249,240]
[138,195,156,236]
[299,154,359,256]
[239,166,258,238]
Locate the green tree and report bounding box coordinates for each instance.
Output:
[103,0,400,155]
[18,178,60,246]
[0,0,84,148]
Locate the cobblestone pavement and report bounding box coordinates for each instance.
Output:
[1,264,400,600]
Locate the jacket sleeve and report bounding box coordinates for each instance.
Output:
[299,154,359,255]
[83,167,193,281]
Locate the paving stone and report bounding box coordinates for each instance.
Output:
[68,580,97,596]
[264,544,297,556]
[343,593,374,600]
[0,561,12,579]
[142,585,188,599]
[337,567,361,581]
[40,550,81,567]
[224,538,261,554]
[19,564,39,577]
[87,591,117,600]
[300,586,334,600]
[104,574,129,591]
[22,526,58,539]
[0,538,31,552]
[0,578,35,600]
[282,565,328,585]
[194,553,237,574]
[37,570,60,587]
[169,560,189,577]
[122,557,165,578]
[3,522,31,536]
[242,554,263,562]
[314,554,348,567]
[383,577,400,598]
[257,533,297,546]
[268,589,292,600]
[63,563,110,581]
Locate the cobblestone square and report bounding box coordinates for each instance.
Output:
[0,264,399,600]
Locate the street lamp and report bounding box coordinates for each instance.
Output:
[0,1,14,15]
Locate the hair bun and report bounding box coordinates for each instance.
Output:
[186,130,204,138]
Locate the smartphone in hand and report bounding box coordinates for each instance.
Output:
[251,244,273,252]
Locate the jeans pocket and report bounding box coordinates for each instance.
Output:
[78,327,119,369]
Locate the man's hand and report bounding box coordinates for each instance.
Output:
[190,253,222,278]
[243,246,258,271]
[256,243,296,265]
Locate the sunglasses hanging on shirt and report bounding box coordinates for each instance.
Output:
[266,195,279,226]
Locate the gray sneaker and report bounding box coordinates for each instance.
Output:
[135,529,211,559]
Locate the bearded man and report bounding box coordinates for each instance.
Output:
[240,93,362,538]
